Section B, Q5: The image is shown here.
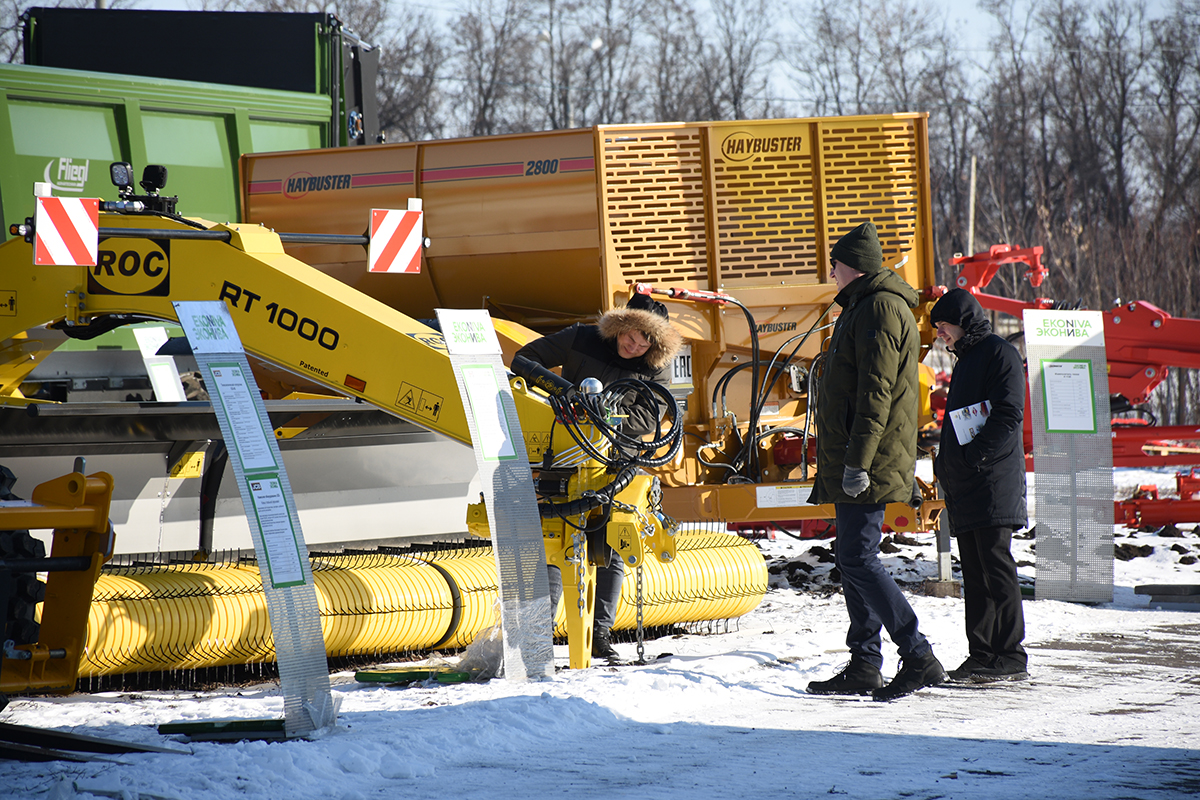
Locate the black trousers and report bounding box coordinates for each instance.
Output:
[956,526,1027,669]
[835,503,931,667]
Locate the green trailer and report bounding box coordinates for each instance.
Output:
[0,62,331,239]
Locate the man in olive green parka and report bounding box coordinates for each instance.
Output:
[805,221,946,701]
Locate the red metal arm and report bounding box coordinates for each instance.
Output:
[634,282,733,306]
[946,244,1200,478]
[946,244,1200,405]
[949,244,1048,290]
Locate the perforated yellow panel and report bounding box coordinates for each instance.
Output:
[598,115,929,294]
[820,117,924,271]
[600,127,708,286]
[710,135,818,287]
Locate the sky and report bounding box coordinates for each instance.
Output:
[4,465,1199,800]
[102,0,1180,116]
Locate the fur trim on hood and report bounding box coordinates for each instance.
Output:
[597,306,683,371]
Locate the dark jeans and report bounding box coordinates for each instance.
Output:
[548,557,625,631]
[956,526,1027,669]
[835,502,931,668]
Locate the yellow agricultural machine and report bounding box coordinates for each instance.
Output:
[0,113,945,697]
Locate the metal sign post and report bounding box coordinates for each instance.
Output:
[1024,310,1114,603]
[437,309,554,680]
[175,301,336,736]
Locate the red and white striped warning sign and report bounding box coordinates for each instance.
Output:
[34,196,99,267]
[368,208,424,274]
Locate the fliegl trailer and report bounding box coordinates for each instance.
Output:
[240,114,946,532]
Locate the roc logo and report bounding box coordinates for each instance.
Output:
[88,238,170,296]
[405,331,448,351]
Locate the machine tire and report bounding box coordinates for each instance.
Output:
[1,529,47,645]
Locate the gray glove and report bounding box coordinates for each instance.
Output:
[842,465,869,497]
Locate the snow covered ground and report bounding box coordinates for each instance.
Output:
[3,468,1199,800]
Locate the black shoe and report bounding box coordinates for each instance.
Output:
[806,658,884,696]
[946,655,991,683]
[592,627,620,661]
[872,652,947,701]
[970,663,1030,683]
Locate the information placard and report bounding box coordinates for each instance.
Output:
[1041,360,1097,433]
[1023,309,1113,604]
[437,308,553,680]
[209,363,279,472]
[461,364,519,461]
[247,475,306,587]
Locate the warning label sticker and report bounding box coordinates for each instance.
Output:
[0,291,15,316]
[396,382,443,422]
[523,431,550,456]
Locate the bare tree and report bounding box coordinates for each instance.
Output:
[539,0,603,128]
[1,0,26,63]
[641,0,707,121]
[375,10,446,142]
[973,0,1052,263]
[872,0,941,111]
[2,0,116,64]
[698,0,772,119]
[1138,2,1200,233]
[783,0,880,116]
[922,36,977,279]
[571,0,648,124]
[451,0,538,136]
[236,0,390,41]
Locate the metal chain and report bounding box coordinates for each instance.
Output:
[635,564,645,663]
[571,528,586,618]
[611,499,655,538]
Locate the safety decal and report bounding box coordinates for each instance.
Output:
[0,291,14,316]
[369,208,423,274]
[396,382,443,422]
[33,196,99,266]
[524,431,551,452]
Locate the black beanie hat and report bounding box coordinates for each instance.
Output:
[627,292,669,320]
[830,221,884,274]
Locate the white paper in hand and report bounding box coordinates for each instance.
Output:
[949,400,991,445]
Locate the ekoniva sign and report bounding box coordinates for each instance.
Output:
[1023,309,1105,348]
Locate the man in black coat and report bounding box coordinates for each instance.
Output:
[931,288,1030,683]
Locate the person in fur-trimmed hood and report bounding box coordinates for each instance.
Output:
[515,292,683,662]
[515,292,683,438]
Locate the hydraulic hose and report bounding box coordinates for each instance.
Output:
[538,465,636,519]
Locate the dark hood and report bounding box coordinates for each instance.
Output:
[931,288,991,352]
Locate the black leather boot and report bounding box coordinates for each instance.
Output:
[806,657,884,696]
[592,627,620,661]
[872,651,946,701]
